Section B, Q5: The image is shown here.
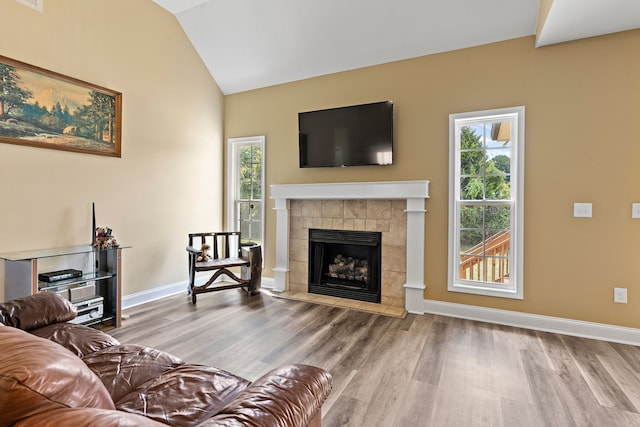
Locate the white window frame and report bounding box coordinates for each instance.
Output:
[227,136,265,248]
[448,106,525,299]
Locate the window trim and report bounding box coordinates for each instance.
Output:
[448,106,525,299]
[226,136,265,247]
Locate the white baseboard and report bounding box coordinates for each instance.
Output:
[260,277,275,289]
[122,281,187,310]
[122,276,276,310]
[423,299,640,346]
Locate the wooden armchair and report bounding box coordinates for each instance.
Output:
[186,232,262,304]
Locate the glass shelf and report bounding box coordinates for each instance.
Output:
[38,271,116,292]
[0,244,130,261]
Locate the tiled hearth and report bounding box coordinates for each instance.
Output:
[270,181,430,316]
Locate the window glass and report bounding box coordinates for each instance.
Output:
[229,137,264,246]
[449,107,524,298]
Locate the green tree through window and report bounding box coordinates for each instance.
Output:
[459,125,511,251]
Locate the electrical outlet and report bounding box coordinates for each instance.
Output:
[632,203,640,219]
[614,287,627,304]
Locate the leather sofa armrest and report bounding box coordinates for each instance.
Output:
[0,326,116,426]
[0,292,76,330]
[31,322,119,358]
[199,364,332,427]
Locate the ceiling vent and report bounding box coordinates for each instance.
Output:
[16,0,43,12]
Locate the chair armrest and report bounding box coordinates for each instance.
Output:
[240,245,261,263]
[0,292,76,330]
[199,364,332,427]
[186,245,203,255]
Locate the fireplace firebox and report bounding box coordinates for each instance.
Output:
[308,229,381,303]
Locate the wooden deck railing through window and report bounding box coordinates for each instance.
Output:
[459,229,510,283]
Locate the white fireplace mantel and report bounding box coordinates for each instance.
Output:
[270,181,430,314]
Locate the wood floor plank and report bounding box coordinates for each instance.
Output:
[534,331,610,426]
[594,342,640,412]
[322,396,368,427]
[321,365,358,417]
[391,379,438,427]
[499,396,546,427]
[520,348,578,427]
[490,325,535,404]
[358,314,435,426]
[411,319,451,385]
[334,314,397,370]
[561,335,638,412]
[429,378,504,426]
[110,291,640,426]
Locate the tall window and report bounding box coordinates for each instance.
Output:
[449,107,524,299]
[228,136,264,246]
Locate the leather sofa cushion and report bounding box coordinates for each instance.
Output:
[31,322,120,358]
[0,292,76,331]
[14,407,167,427]
[0,326,114,427]
[82,343,185,403]
[115,364,251,427]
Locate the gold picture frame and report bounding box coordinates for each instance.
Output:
[0,55,122,157]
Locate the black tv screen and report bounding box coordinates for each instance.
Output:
[298,101,393,168]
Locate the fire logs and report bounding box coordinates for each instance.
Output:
[327,255,368,282]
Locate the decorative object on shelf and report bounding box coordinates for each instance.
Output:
[94,226,119,249]
[38,268,83,283]
[0,54,122,157]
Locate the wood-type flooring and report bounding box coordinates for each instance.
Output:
[109,290,640,426]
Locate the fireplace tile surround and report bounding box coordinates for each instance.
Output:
[270,181,430,315]
[290,199,405,306]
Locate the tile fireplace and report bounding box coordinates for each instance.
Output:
[270,181,430,314]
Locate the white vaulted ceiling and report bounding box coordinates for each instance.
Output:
[152,0,640,94]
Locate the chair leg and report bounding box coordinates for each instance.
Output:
[188,253,197,304]
[248,246,262,295]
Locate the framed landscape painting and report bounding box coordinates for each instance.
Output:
[0,55,122,157]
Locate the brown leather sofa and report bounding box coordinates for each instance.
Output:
[0,293,332,427]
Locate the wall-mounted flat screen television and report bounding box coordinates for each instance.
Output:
[298,100,393,168]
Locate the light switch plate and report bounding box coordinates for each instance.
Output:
[632,203,640,219]
[614,287,628,304]
[573,203,592,218]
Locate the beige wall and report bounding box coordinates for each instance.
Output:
[0,0,224,298]
[225,31,640,328]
